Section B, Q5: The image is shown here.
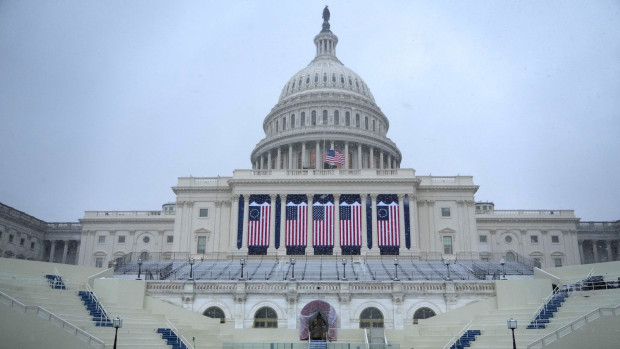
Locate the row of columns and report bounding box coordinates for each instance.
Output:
[579,239,619,264]
[255,141,397,170]
[231,193,419,254]
[47,240,79,264]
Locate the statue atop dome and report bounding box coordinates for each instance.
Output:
[322,6,331,32]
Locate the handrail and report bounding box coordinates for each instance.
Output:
[529,285,565,327]
[0,290,105,348]
[441,320,473,349]
[85,283,111,323]
[364,329,370,349]
[166,319,194,349]
[527,303,620,349]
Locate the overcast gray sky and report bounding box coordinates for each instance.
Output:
[1,1,618,222]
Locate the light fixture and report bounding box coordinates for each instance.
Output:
[342,258,347,281]
[112,317,122,349]
[444,258,452,281]
[188,257,195,280]
[500,258,506,279]
[290,258,296,280]
[137,258,143,280]
[240,258,245,280]
[507,317,517,349]
[393,258,399,281]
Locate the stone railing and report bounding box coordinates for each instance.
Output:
[418,176,475,186]
[232,168,417,180]
[147,280,495,297]
[46,222,82,230]
[477,209,575,218]
[83,210,175,218]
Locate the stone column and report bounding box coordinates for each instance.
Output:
[270,194,277,251]
[277,147,282,170]
[593,240,599,262]
[242,195,250,249]
[315,142,320,170]
[388,155,392,169]
[370,147,374,169]
[380,151,384,169]
[62,241,69,264]
[334,194,340,252]
[267,151,272,170]
[357,144,362,169]
[398,194,406,252]
[410,195,420,252]
[361,193,368,253]
[371,194,378,251]
[578,240,585,264]
[301,142,306,169]
[231,195,240,249]
[49,241,56,263]
[307,195,314,249]
[344,142,349,170]
[288,145,293,169]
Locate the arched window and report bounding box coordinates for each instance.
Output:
[372,120,376,132]
[322,110,328,125]
[413,308,436,324]
[356,114,360,127]
[254,307,278,328]
[323,73,327,82]
[291,114,295,128]
[140,251,149,261]
[301,112,306,127]
[282,117,287,130]
[306,76,310,84]
[365,117,369,130]
[276,120,279,131]
[314,74,319,83]
[334,110,339,125]
[360,307,384,328]
[311,111,317,125]
[204,306,226,323]
[345,112,350,126]
[332,73,336,82]
[505,251,516,262]
[298,78,302,88]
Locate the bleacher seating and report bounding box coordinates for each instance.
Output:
[79,290,113,327]
[44,274,66,289]
[449,329,481,349]
[527,291,569,329]
[157,328,189,349]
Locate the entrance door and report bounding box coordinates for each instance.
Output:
[309,313,327,340]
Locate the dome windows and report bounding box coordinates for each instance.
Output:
[322,110,328,125]
[365,116,369,130]
[314,74,319,83]
[355,113,360,127]
[291,114,295,128]
[334,110,339,125]
[311,111,317,125]
[301,112,306,127]
[282,117,287,130]
[306,77,310,85]
[332,73,336,82]
[323,73,327,83]
[298,78,302,88]
[348,77,352,86]
[340,75,344,84]
[345,112,350,126]
[356,79,359,89]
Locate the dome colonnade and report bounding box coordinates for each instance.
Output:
[251,11,401,171]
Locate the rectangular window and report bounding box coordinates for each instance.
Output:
[443,236,453,254]
[20,238,25,246]
[199,209,209,218]
[95,258,104,268]
[441,208,451,217]
[118,235,125,243]
[167,235,174,243]
[9,234,14,243]
[197,236,206,254]
[533,257,541,265]
[551,235,560,243]
[98,236,106,243]
[530,235,539,243]
[554,258,562,267]
[479,235,487,243]
[30,242,35,249]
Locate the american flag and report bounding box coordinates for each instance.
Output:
[313,201,334,246]
[325,149,345,165]
[286,202,307,246]
[340,201,361,246]
[248,202,270,246]
[377,201,400,246]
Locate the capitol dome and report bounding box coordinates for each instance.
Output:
[251,8,401,171]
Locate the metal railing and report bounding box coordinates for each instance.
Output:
[166,319,194,349]
[0,290,105,348]
[441,320,473,349]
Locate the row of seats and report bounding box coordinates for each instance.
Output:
[157,328,189,349]
[449,329,481,349]
[78,290,114,327]
[527,291,569,329]
[44,274,66,289]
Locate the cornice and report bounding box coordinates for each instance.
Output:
[172,187,232,194]
[418,185,480,193]
[476,217,580,224]
[79,218,175,225]
[228,177,420,186]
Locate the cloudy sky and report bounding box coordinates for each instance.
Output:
[1,1,618,222]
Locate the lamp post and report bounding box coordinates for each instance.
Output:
[444,258,452,281]
[188,257,195,280]
[342,258,347,281]
[290,258,296,280]
[239,258,245,280]
[507,317,517,349]
[393,258,399,281]
[500,258,506,280]
[112,317,122,349]
[137,258,143,280]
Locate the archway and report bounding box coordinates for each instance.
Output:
[300,300,337,341]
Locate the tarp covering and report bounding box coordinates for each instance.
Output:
[299,300,338,341]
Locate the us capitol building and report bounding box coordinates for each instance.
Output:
[1,8,618,332]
